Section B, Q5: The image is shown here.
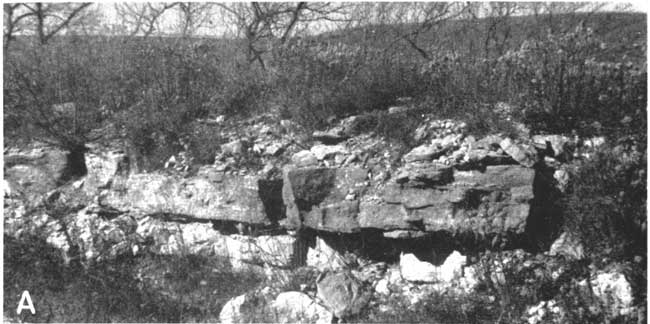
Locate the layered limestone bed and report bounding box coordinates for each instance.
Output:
[4,108,633,322]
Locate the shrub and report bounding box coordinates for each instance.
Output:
[4,234,264,322]
[563,141,646,261]
[494,25,647,136]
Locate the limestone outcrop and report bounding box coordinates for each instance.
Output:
[282,163,534,235]
[100,173,274,225]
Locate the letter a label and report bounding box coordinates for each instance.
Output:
[16,290,35,315]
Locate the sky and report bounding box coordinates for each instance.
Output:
[91,1,647,37]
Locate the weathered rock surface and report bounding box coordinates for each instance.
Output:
[282,167,368,232]
[403,144,448,163]
[532,135,574,161]
[283,163,534,234]
[399,251,466,283]
[220,294,248,324]
[306,237,348,271]
[4,145,69,202]
[101,173,273,224]
[500,137,538,167]
[310,144,348,161]
[316,271,371,319]
[84,149,129,193]
[549,232,585,260]
[292,150,319,167]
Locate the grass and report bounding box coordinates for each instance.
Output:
[3,235,264,322]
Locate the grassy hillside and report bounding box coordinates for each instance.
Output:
[4,11,646,166]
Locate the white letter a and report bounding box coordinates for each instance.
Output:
[16,290,35,315]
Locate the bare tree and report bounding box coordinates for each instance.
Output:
[215,2,351,68]
[175,2,214,37]
[114,2,179,37]
[348,2,469,60]
[3,2,91,50]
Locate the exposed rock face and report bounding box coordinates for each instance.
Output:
[282,167,368,232]
[84,149,129,192]
[500,137,539,167]
[101,173,273,224]
[283,163,534,235]
[4,145,69,202]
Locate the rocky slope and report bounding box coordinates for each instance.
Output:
[4,105,637,323]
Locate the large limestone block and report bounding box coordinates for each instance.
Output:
[102,173,270,224]
[4,145,69,201]
[302,200,361,232]
[282,167,368,232]
[453,165,535,189]
[357,202,414,230]
[382,184,466,208]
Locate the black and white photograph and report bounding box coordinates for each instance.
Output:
[2,2,647,323]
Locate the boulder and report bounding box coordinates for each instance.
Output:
[221,139,246,156]
[388,106,412,114]
[403,144,447,163]
[291,150,318,167]
[264,142,285,156]
[219,294,248,324]
[101,173,271,224]
[400,253,438,283]
[587,271,634,317]
[399,251,467,283]
[549,232,584,260]
[272,292,333,324]
[316,271,371,319]
[310,144,348,161]
[438,251,467,282]
[499,137,538,168]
